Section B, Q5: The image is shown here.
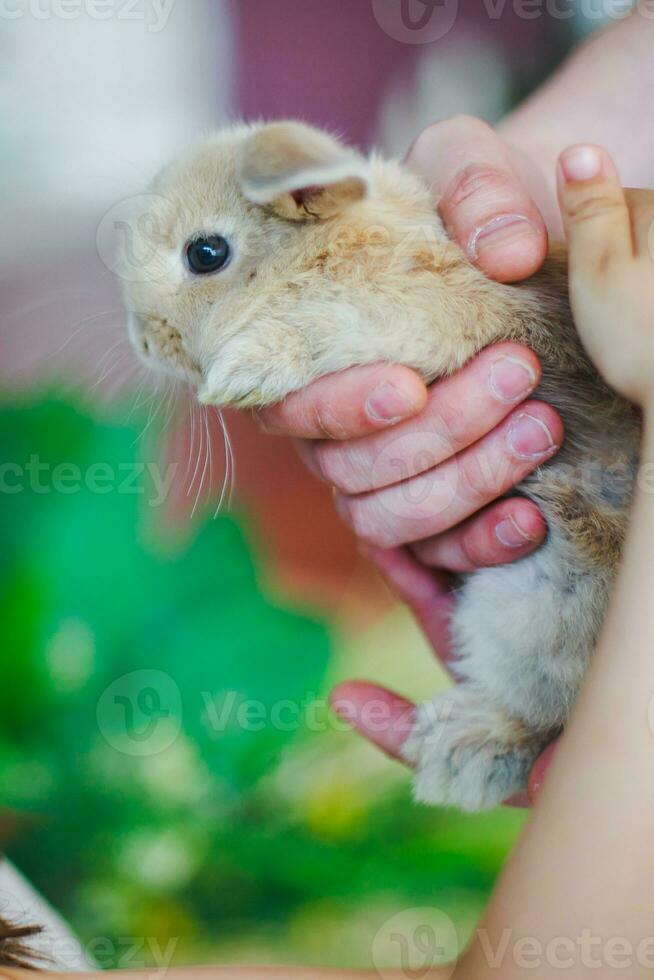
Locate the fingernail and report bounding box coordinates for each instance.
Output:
[468,214,540,261]
[366,381,416,424]
[489,355,537,404]
[495,515,535,549]
[507,413,556,459]
[560,145,602,183]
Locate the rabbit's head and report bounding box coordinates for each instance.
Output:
[122,121,378,400]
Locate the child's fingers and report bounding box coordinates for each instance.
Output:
[557,144,633,275]
[625,187,654,256]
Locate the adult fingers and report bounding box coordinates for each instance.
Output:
[408,115,548,282]
[624,187,654,256]
[331,675,559,810]
[255,364,427,439]
[363,546,458,668]
[330,681,416,763]
[309,342,542,495]
[412,496,547,573]
[336,400,563,548]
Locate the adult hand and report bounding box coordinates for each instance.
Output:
[329,545,556,806]
[257,116,563,803]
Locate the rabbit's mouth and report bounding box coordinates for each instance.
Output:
[128,313,202,383]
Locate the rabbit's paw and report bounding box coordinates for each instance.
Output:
[199,324,310,409]
[403,688,547,812]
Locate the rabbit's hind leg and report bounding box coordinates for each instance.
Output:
[403,685,552,812]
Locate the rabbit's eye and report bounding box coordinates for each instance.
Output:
[185,236,231,275]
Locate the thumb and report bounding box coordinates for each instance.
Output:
[407,116,548,283]
[557,144,633,276]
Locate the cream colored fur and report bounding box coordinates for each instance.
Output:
[123,121,640,811]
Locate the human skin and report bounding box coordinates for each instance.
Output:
[5,151,654,980]
[7,158,654,980]
[256,10,654,801]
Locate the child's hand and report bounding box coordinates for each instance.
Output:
[558,145,654,408]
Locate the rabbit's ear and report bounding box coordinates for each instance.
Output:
[238,122,370,220]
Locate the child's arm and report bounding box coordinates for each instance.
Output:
[460,151,654,979]
[6,153,654,980]
[0,967,448,979]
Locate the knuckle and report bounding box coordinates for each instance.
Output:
[316,446,359,493]
[311,399,348,440]
[567,193,624,226]
[411,122,452,160]
[443,114,495,141]
[458,449,504,504]
[430,398,467,451]
[411,115,491,164]
[455,458,482,503]
[411,121,446,161]
[459,530,486,569]
[446,163,514,210]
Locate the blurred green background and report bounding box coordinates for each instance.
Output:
[2,0,605,966]
[0,394,525,969]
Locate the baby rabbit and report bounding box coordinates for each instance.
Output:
[122,121,640,811]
